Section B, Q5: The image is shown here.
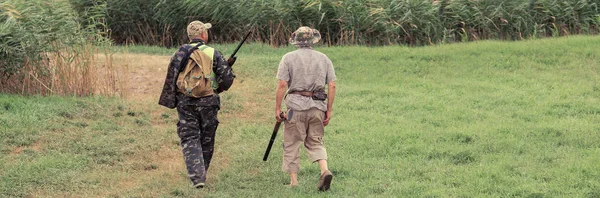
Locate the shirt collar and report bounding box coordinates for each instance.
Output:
[296,45,313,49]
[190,39,205,45]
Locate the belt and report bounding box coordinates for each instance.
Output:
[288,91,315,97]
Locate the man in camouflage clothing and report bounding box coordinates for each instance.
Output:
[275,26,337,191]
[159,21,235,188]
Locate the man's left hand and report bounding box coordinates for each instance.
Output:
[275,109,288,122]
[275,109,283,122]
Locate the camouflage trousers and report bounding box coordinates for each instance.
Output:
[176,104,219,185]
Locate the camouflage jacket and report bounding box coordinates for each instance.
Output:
[158,39,235,108]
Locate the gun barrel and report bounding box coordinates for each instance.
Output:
[263,121,282,161]
[229,31,252,59]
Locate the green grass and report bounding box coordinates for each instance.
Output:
[0,95,168,197]
[2,36,600,197]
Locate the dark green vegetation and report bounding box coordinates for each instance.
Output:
[0,0,115,96]
[1,36,599,197]
[70,0,600,46]
[0,0,106,76]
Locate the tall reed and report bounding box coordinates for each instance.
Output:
[71,0,600,47]
[0,0,123,96]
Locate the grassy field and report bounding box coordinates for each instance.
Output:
[1,36,600,197]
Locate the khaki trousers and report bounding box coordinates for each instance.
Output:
[282,108,328,173]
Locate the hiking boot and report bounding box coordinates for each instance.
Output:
[317,170,333,191]
[194,182,205,188]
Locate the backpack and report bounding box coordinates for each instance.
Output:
[176,44,216,98]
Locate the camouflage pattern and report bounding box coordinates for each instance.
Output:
[176,104,219,185]
[159,39,235,108]
[289,26,321,46]
[159,38,235,186]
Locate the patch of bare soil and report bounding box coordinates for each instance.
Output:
[10,140,42,155]
[110,54,171,100]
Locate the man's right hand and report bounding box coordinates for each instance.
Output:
[323,110,332,126]
[227,56,237,66]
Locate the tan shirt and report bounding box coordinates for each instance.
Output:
[277,48,336,111]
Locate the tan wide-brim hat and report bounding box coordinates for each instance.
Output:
[187,21,212,38]
[289,26,321,46]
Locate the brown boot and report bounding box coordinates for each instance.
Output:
[317,170,333,191]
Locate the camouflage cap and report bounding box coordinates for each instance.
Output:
[289,26,321,46]
[187,21,212,38]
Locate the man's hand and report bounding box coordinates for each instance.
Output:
[275,80,288,122]
[324,81,336,126]
[275,109,288,122]
[323,110,332,126]
[275,109,283,122]
[227,56,237,66]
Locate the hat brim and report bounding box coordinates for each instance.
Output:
[203,23,212,30]
[289,38,320,45]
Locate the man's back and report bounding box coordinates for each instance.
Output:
[280,48,333,92]
[277,48,336,111]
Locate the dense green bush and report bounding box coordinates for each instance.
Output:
[0,14,24,76]
[70,0,600,47]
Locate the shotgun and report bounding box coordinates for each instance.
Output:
[263,111,291,161]
[227,30,252,66]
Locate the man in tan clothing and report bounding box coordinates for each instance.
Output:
[274,26,337,191]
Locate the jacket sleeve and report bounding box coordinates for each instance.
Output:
[213,50,235,93]
[158,45,188,108]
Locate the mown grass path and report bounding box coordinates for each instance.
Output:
[1,36,600,197]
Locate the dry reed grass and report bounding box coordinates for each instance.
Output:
[0,45,125,97]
